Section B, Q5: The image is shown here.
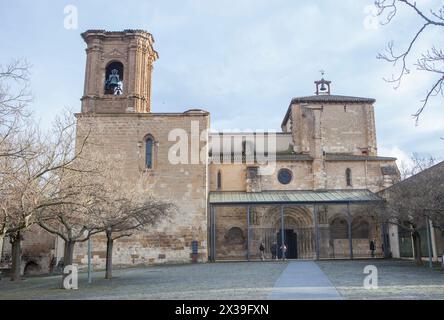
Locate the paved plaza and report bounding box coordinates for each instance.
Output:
[317,259,444,299]
[0,259,443,300]
[268,261,341,300]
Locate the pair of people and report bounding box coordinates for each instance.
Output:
[261,242,287,260]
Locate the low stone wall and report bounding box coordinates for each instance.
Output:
[332,239,380,258]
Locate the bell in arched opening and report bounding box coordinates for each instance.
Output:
[104,61,124,95]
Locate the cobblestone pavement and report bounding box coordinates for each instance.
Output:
[1,259,443,300]
[0,262,287,300]
[316,259,444,300]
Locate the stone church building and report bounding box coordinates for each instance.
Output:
[1,29,405,273]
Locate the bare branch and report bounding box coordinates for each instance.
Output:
[375,0,444,119]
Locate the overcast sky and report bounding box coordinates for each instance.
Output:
[1,0,443,166]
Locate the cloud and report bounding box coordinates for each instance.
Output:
[378,145,412,168]
[1,0,443,162]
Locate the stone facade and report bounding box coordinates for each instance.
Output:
[209,79,400,261]
[73,112,210,268]
[3,30,404,274]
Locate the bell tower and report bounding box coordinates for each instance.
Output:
[80,29,158,114]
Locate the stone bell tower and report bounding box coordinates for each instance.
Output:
[80,29,158,113]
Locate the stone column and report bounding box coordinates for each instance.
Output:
[347,203,353,259]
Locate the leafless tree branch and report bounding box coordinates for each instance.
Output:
[375,0,444,121]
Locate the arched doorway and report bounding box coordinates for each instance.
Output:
[256,206,314,259]
[277,229,298,259]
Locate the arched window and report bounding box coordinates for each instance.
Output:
[145,136,154,169]
[352,219,370,239]
[345,168,352,186]
[104,61,124,95]
[217,170,222,190]
[330,217,349,239]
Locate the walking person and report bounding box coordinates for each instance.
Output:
[259,242,265,261]
[280,243,287,261]
[369,240,376,258]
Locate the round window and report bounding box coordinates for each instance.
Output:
[277,168,292,185]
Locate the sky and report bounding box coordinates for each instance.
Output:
[0,0,443,166]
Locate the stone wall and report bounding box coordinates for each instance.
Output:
[72,111,210,267]
[214,206,247,260]
[288,102,377,156]
[325,160,396,192]
[320,103,376,155]
[1,225,57,275]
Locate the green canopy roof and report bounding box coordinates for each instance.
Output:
[209,189,382,205]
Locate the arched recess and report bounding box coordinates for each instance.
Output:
[259,206,313,229]
[351,216,370,239]
[330,216,349,239]
[104,60,124,95]
[24,261,40,276]
[259,206,315,259]
[225,227,245,245]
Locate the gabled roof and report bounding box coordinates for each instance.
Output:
[380,160,444,193]
[281,94,375,128]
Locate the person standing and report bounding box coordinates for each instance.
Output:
[369,240,376,258]
[259,242,265,261]
[280,243,287,261]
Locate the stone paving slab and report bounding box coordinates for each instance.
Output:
[316,259,444,300]
[0,262,288,300]
[268,261,342,300]
[1,260,443,300]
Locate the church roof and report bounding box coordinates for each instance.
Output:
[281,94,376,128]
[209,189,383,205]
[325,154,396,161]
[290,94,375,104]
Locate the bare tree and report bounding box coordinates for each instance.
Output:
[0,110,89,281]
[35,142,102,284]
[0,59,32,271]
[83,162,173,279]
[379,160,444,265]
[375,0,444,121]
[398,152,437,179]
[91,195,173,279]
[0,59,32,158]
[380,184,426,264]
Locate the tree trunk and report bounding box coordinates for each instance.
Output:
[61,240,75,287]
[10,232,22,281]
[0,234,4,258]
[105,233,113,280]
[412,231,423,265]
[63,240,75,267]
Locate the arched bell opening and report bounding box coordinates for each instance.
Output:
[104,61,124,95]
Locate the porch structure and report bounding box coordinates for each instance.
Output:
[208,189,385,262]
